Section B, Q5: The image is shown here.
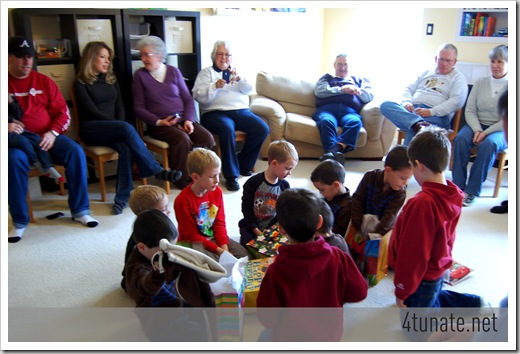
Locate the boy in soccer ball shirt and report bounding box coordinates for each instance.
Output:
[239,140,298,247]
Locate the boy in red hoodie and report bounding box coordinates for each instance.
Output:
[389,127,482,308]
[256,188,367,341]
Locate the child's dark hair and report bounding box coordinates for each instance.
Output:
[316,198,333,235]
[385,145,412,171]
[310,160,345,185]
[498,88,507,118]
[131,209,178,248]
[408,126,450,173]
[276,188,321,242]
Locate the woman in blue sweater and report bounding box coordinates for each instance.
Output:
[74,41,182,215]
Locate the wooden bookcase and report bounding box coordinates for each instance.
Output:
[10,8,201,126]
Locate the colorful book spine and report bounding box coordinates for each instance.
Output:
[478,15,487,36]
[462,12,475,36]
[473,12,482,36]
[469,18,476,36]
[485,16,497,37]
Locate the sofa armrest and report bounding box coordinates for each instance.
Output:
[250,95,287,141]
[360,101,386,140]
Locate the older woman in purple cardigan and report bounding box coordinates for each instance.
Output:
[133,36,214,190]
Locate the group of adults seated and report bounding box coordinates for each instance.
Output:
[7,34,508,243]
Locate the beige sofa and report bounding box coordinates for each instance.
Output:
[250,71,396,160]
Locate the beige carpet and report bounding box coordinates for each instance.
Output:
[7,157,510,310]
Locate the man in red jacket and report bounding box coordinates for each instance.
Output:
[8,36,98,242]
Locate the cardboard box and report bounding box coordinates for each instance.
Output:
[77,19,114,56]
[164,20,193,53]
[243,258,274,307]
[37,64,75,101]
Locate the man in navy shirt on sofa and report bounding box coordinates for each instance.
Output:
[312,53,374,165]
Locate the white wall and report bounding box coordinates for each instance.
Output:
[198,8,324,89]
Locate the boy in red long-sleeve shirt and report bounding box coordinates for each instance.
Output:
[174,148,249,261]
[389,127,482,308]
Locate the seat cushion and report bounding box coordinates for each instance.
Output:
[143,135,169,149]
[82,144,118,156]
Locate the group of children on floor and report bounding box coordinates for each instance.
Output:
[121,126,489,341]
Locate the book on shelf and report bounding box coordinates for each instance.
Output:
[484,16,497,37]
[443,261,472,286]
[478,15,487,36]
[472,13,482,36]
[461,12,475,36]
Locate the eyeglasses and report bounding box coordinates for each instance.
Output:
[216,52,232,58]
[139,52,157,58]
[437,58,454,64]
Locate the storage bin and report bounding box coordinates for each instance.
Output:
[164,20,193,53]
[77,19,114,55]
[37,64,75,101]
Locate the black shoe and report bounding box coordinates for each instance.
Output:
[412,121,431,134]
[333,152,345,165]
[155,169,182,183]
[319,152,335,162]
[329,143,342,154]
[342,145,355,154]
[225,178,240,191]
[240,168,253,177]
[490,200,508,214]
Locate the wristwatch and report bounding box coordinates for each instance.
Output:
[51,130,60,137]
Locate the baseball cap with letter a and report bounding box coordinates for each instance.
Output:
[8,36,35,58]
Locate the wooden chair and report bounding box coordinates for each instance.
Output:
[27,165,66,223]
[135,117,171,194]
[69,89,119,202]
[397,107,463,145]
[469,148,508,198]
[213,131,248,159]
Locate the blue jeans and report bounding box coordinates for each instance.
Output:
[8,135,91,228]
[80,120,164,205]
[404,276,481,308]
[380,101,450,146]
[201,109,269,179]
[312,103,362,152]
[452,124,508,196]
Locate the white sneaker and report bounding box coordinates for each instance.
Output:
[8,227,26,243]
[73,215,99,228]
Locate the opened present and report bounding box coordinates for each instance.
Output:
[246,224,289,258]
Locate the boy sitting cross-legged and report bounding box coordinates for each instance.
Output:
[238,140,298,247]
[311,159,352,237]
[256,188,368,341]
[174,148,249,261]
[389,127,483,309]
